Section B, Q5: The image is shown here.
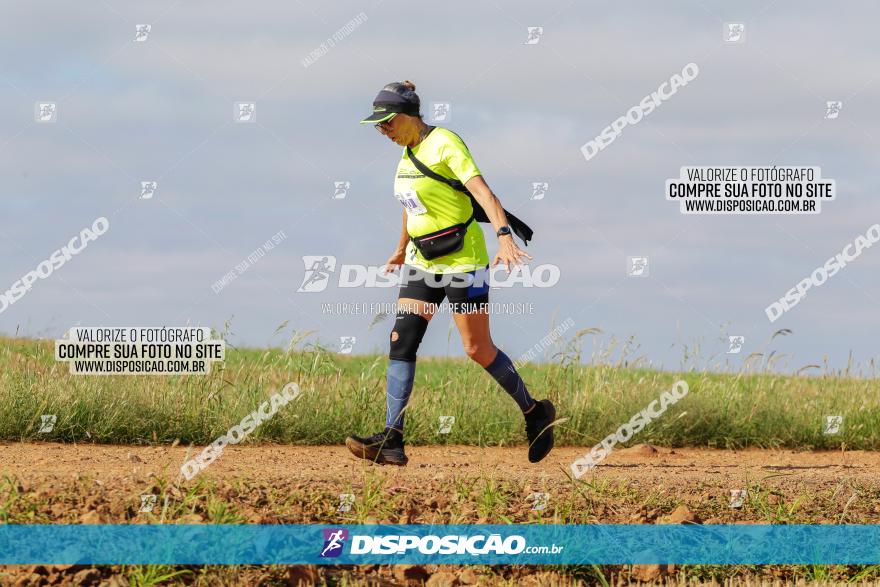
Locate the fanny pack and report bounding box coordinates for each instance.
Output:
[410,211,475,260]
[405,131,534,254]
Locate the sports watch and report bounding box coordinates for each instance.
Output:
[496,226,512,238]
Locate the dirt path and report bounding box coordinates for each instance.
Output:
[2,443,878,524]
[3,444,879,585]
[3,442,879,484]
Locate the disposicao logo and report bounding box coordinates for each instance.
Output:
[319,530,563,557]
[320,529,348,558]
[349,534,530,555]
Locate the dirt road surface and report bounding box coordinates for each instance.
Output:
[3,443,878,524]
[2,443,878,585]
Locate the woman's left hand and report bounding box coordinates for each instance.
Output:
[492,236,533,272]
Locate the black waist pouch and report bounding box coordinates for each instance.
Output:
[410,213,475,260]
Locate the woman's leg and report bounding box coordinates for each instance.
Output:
[382,261,446,435]
[344,271,441,466]
[452,304,537,413]
[451,285,557,463]
[385,296,436,432]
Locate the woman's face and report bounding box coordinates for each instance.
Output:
[376,114,410,145]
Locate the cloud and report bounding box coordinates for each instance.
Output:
[1,0,878,369]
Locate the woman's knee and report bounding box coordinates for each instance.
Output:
[389,312,431,362]
[463,341,496,365]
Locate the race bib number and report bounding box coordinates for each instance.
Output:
[395,189,428,215]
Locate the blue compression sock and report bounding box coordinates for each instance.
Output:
[483,349,537,413]
[385,359,417,431]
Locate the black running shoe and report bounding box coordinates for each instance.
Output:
[345,428,408,466]
[525,399,557,463]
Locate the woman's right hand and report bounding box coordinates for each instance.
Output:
[382,249,406,274]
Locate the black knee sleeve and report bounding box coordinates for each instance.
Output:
[389,312,429,362]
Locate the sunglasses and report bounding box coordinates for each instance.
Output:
[374,114,397,134]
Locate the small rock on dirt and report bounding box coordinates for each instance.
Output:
[78,511,103,524]
[631,564,675,581]
[426,571,458,587]
[458,568,479,584]
[287,565,318,586]
[625,444,659,455]
[49,565,73,572]
[72,568,102,586]
[394,565,429,584]
[658,504,700,524]
[16,575,46,587]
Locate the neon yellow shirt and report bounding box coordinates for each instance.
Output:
[393,127,490,274]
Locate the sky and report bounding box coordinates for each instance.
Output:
[1,0,878,374]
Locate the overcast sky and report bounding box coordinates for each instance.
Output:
[1,0,878,374]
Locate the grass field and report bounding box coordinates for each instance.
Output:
[2,331,879,449]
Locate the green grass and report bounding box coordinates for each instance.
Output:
[2,331,880,449]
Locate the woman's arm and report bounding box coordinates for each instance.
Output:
[382,210,409,274]
[395,209,409,254]
[465,175,509,234]
[465,175,533,270]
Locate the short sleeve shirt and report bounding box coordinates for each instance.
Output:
[392,127,490,274]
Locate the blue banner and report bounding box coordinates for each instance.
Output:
[1,524,878,565]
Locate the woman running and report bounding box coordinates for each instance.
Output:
[345,80,557,466]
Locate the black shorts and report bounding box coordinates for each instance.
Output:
[397,264,490,314]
